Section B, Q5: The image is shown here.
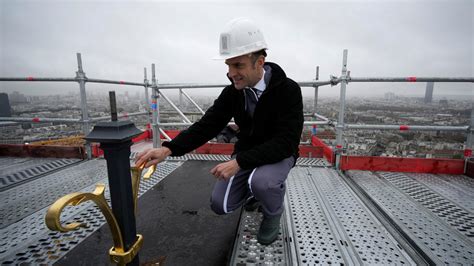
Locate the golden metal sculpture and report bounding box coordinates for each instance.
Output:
[130,164,156,212]
[45,164,156,265]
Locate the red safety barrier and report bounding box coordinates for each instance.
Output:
[464,149,472,157]
[311,136,335,164]
[299,145,324,158]
[339,155,464,174]
[0,144,85,159]
[399,125,409,131]
[132,130,150,143]
[91,143,104,157]
[195,143,234,155]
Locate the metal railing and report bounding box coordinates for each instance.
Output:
[1,51,473,167]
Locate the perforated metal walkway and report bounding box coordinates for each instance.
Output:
[1,155,473,265]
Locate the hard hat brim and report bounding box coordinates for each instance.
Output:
[212,48,268,61]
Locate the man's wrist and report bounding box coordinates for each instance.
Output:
[162,147,172,157]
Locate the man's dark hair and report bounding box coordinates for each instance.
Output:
[250,49,267,65]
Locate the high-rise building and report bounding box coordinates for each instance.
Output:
[384,92,396,101]
[0,93,12,117]
[424,82,434,103]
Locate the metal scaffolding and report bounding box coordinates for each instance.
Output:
[0,51,472,165]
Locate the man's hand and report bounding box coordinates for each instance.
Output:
[210,159,240,181]
[134,147,172,168]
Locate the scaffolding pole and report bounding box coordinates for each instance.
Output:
[345,124,468,131]
[467,107,474,150]
[348,77,474,83]
[313,66,319,115]
[158,91,192,124]
[180,90,205,115]
[151,64,160,148]
[159,128,172,142]
[157,120,331,128]
[335,49,349,169]
[90,111,148,122]
[0,117,80,123]
[75,53,92,159]
[143,67,152,125]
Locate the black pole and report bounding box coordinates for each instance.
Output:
[102,141,139,266]
[85,91,142,265]
[109,91,118,122]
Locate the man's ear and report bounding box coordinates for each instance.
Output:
[257,55,265,67]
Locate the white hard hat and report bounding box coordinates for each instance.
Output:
[213,17,268,60]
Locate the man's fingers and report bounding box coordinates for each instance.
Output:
[210,165,219,175]
[145,159,160,168]
[135,150,152,167]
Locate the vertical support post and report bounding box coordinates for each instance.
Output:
[76,53,92,159]
[179,88,183,108]
[143,68,152,125]
[466,106,473,154]
[335,49,348,169]
[151,64,161,148]
[313,66,319,115]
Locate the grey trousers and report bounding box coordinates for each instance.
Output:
[210,156,295,218]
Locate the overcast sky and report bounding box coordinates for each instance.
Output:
[0,0,472,99]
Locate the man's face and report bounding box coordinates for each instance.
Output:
[225,54,264,90]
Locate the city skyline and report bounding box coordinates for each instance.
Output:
[1,0,472,97]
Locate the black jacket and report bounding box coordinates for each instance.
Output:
[163,62,304,170]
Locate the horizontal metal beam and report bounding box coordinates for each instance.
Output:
[157,83,226,89]
[2,77,471,87]
[298,80,335,87]
[0,117,81,123]
[346,124,470,132]
[86,78,145,87]
[158,120,331,128]
[0,77,76,82]
[349,77,474,83]
[90,111,149,122]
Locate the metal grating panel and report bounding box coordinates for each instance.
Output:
[285,168,414,265]
[0,160,106,228]
[380,172,474,238]
[0,161,182,265]
[0,158,81,190]
[410,173,474,212]
[0,157,58,174]
[286,168,346,265]
[312,168,414,264]
[295,158,330,167]
[348,170,474,264]
[437,174,474,195]
[230,210,290,265]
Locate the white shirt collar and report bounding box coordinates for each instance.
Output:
[253,68,266,92]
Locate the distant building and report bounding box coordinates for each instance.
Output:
[9,91,28,104]
[424,82,434,103]
[0,93,12,117]
[439,98,448,106]
[384,92,396,101]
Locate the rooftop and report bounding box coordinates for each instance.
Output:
[1,140,473,265]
